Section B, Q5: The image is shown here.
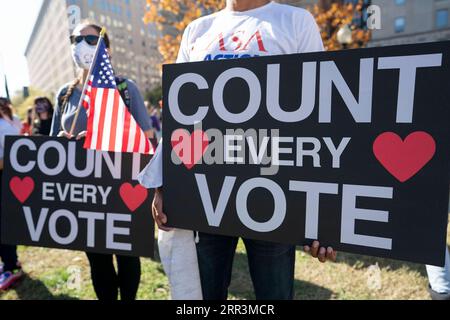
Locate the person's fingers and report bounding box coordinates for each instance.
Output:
[152,204,163,223]
[158,224,173,232]
[152,204,173,231]
[311,241,320,258]
[159,212,167,225]
[325,247,335,262]
[76,132,87,140]
[59,132,73,139]
[303,245,310,253]
[318,247,326,263]
[153,203,167,224]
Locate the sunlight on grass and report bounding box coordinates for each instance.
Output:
[1,222,448,300]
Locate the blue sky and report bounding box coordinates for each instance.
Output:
[0,0,43,97]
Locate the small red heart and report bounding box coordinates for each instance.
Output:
[373,131,436,183]
[119,183,148,212]
[171,129,209,170]
[10,177,35,204]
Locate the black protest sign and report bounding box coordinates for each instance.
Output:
[1,136,154,258]
[163,42,450,266]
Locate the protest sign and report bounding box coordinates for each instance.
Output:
[1,137,154,257]
[163,42,450,266]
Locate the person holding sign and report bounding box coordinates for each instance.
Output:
[50,22,152,301]
[0,98,23,290]
[139,0,337,300]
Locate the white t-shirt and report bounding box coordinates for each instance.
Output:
[138,1,324,188]
[0,118,20,159]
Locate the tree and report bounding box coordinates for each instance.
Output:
[143,0,225,65]
[143,0,370,64]
[312,0,371,51]
[11,87,51,120]
[144,85,163,106]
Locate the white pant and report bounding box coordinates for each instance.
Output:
[158,229,203,300]
[137,144,203,299]
[426,247,450,294]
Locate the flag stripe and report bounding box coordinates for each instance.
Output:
[95,89,109,150]
[108,90,120,151]
[90,88,103,149]
[144,135,150,154]
[122,109,131,153]
[101,89,115,150]
[84,87,97,149]
[127,119,137,153]
[133,122,142,153]
[114,98,125,153]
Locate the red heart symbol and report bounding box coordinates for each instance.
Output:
[10,177,35,204]
[373,132,436,183]
[119,183,148,212]
[171,129,209,170]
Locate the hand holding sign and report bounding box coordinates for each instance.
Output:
[152,188,172,232]
[304,241,337,263]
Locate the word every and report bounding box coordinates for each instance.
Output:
[42,183,112,205]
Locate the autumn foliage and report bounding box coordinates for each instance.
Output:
[312,1,371,51]
[143,0,371,64]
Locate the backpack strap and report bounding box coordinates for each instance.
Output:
[115,77,131,110]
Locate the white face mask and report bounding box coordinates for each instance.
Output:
[72,40,96,70]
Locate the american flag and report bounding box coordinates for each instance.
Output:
[82,38,153,154]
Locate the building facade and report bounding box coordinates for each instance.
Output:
[370,0,450,46]
[25,0,162,96]
[25,0,76,96]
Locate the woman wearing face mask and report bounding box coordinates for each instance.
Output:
[32,97,53,136]
[50,21,153,301]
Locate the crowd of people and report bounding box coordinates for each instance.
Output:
[0,0,449,300]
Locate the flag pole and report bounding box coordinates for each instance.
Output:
[69,27,107,137]
[4,75,10,101]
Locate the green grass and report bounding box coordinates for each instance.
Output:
[1,224,448,300]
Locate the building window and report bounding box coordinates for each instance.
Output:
[436,9,449,29]
[395,0,405,5]
[395,17,406,33]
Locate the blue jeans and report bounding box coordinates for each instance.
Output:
[196,232,295,300]
[426,247,450,294]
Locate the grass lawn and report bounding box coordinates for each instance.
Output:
[1,223,448,300]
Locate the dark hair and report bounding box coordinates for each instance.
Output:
[0,97,13,120]
[0,97,10,108]
[27,107,33,125]
[34,97,54,116]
